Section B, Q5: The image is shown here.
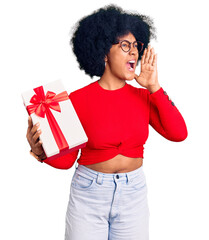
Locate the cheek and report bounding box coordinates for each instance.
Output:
[109,52,126,70]
[110,60,125,78]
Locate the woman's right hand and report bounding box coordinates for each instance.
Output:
[26,116,46,159]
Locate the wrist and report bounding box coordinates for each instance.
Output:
[30,149,46,162]
[147,83,161,94]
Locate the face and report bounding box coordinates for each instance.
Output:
[105,32,139,81]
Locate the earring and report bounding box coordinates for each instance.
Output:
[104,56,107,64]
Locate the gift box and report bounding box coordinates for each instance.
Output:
[22,80,88,161]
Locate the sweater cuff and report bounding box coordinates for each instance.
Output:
[149,87,163,96]
[149,87,175,107]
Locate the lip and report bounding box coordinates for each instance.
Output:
[126,59,136,72]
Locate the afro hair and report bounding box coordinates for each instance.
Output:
[70,4,157,78]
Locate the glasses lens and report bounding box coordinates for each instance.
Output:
[121,41,130,52]
[136,42,143,53]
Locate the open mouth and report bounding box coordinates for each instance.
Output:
[126,60,135,71]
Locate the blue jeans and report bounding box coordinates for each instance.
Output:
[65,164,150,240]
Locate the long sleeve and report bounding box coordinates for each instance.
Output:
[42,93,80,169]
[43,149,79,169]
[148,87,188,141]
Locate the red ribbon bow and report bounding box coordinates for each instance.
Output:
[27,86,69,152]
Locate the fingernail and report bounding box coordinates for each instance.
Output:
[36,123,40,126]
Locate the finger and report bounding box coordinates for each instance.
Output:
[145,45,151,63]
[34,140,43,149]
[152,54,157,67]
[30,122,40,137]
[27,116,33,135]
[28,116,33,128]
[148,48,154,64]
[134,73,139,80]
[32,129,42,144]
[141,48,146,65]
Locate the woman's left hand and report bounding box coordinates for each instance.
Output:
[134,45,161,93]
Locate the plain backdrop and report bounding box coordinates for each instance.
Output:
[0,0,208,239]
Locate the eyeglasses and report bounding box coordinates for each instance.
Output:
[114,40,144,53]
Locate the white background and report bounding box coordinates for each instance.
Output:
[0,0,208,239]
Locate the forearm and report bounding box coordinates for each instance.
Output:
[149,87,188,141]
[30,149,79,169]
[147,82,161,94]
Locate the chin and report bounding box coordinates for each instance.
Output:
[125,73,135,80]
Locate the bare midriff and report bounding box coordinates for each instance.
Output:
[84,154,143,173]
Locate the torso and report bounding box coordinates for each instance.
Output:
[84,154,143,173]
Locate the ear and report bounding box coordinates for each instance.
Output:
[104,55,108,62]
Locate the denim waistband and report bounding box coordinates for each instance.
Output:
[75,164,144,184]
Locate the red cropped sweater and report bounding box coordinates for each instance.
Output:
[43,80,188,169]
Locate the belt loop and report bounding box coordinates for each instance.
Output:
[126,173,132,184]
[75,161,78,169]
[96,173,103,185]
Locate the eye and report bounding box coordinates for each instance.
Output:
[134,42,138,48]
[120,41,130,52]
[121,42,129,48]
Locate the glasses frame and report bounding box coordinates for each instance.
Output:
[114,40,144,53]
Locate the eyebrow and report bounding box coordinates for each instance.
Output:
[118,39,136,42]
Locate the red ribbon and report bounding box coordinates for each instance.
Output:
[27,86,69,151]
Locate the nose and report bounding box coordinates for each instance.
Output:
[129,48,137,55]
[129,43,138,55]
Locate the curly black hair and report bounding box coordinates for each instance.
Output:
[70,4,157,78]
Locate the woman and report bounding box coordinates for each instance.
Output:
[26,5,188,240]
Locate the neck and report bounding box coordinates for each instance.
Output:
[99,67,126,90]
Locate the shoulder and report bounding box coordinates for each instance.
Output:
[127,84,150,107]
[69,81,96,100]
